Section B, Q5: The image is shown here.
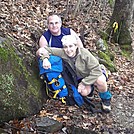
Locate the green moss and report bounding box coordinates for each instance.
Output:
[0,73,29,115]
[103,40,108,48]
[0,40,27,76]
[0,73,14,106]
[108,0,114,6]
[105,51,115,61]
[98,50,117,72]
[0,39,40,109]
[98,51,110,62]
[0,74,14,92]
[0,47,9,62]
[28,85,39,98]
[98,30,109,40]
[121,50,131,59]
[120,44,132,57]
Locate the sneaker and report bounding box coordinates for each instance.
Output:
[101,99,111,113]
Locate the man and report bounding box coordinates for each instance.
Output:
[38,35,112,113]
[38,13,83,49]
[36,14,84,68]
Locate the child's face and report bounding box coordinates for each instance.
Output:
[63,43,78,57]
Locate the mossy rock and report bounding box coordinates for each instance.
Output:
[0,37,45,124]
[95,37,116,72]
[120,45,133,57]
[98,50,117,72]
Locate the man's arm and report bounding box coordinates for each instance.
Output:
[37,47,51,69]
[70,29,84,48]
[36,35,48,56]
[39,35,48,48]
[36,47,49,57]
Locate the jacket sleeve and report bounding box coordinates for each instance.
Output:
[46,47,65,57]
[81,50,102,85]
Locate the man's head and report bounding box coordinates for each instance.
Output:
[61,35,78,58]
[47,14,62,36]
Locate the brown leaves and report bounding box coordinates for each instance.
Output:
[0,0,113,52]
[1,0,134,133]
[0,1,47,49]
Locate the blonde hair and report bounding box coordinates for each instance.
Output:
[61,35,77,46]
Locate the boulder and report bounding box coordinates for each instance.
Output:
[35,117,62,133]
[0,37,46,124]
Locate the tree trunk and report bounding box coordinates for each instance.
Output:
[107,0,134,51]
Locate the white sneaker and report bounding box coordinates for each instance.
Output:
[102,99,111,113]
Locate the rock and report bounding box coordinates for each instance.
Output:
[0,37,46,124]
[96,38,106,51]
[35,117,63,133]
[67,126,98,134]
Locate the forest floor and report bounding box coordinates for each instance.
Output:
[0,0,134,133]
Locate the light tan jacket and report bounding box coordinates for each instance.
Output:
[46,47,102,85]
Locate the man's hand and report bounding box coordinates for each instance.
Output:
[36,47,49,57]
[78,82,92,96]
[42,58,51,69]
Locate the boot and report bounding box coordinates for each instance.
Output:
[99,90,112,113]
[101,98,111,113]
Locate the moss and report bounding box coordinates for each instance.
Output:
[98,30,109,40]
[108,0,114,6]
[103,39,108,49]
[0,59,16,107]
[97,36,114,61]
[0,73,25,106]
[0,39,41,115]
[0,74,30,116]
[105,51,115,61]
[98,50,117,72]
[121,49,131,59]
[120,44,132,57]
[0,47,9,62]
[0,74,14,95]
[96,38,116,71]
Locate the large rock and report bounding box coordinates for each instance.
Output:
[35,117,63,133]
[0,37,45,124]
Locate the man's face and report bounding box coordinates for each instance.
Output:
[63,43,78,57]
[48,15,62,35]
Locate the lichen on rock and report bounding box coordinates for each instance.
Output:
[0,37,44,124]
